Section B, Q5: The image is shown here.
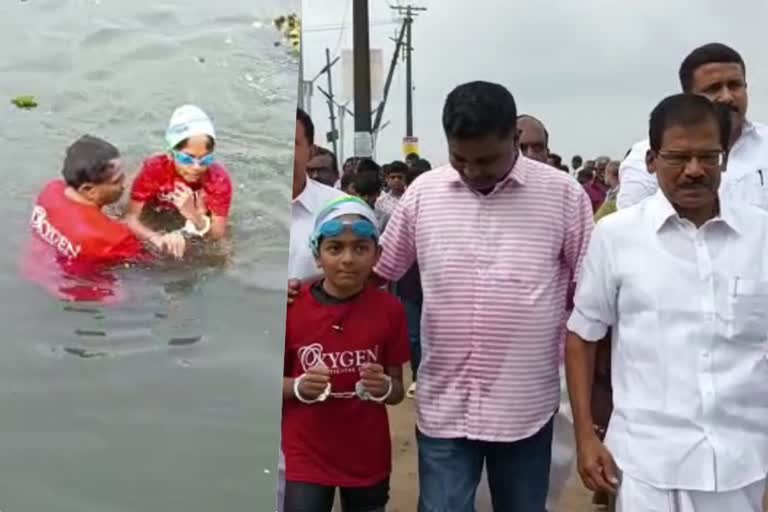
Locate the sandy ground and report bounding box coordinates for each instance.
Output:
[387,380,768,511]
[387,377,592,512]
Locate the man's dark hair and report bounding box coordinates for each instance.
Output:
[678,43,745,93]
[407,159,432,185]
[577,168,594,184]
[385,160,409,176]
[352,169,382,196]
[442,81,517,139]
[549,153,562,166]
[649,94,726,152]
[343,156,361,172]
[296,108,314,145]
[62,135,120,188]
[340,172,355,192]
[516,114,549,143]
[572,154,583,166]
[355,157,381,175]
[312,145,339,173]
[414,158,432,172]
[405,152,420,161]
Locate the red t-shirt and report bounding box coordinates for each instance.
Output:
[21,180,144,302]
[282,284,410,487]
[30,180,143,264]
[131,153,233,217]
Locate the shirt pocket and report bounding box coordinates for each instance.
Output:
[726,277,768,343]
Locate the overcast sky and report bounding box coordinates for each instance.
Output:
[301,0,768,166]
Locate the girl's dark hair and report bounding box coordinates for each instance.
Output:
[62,135,120,188]
[173,135,215,152]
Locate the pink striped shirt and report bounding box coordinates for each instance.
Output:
[375,156,593,441]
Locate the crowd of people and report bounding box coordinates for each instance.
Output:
[281,41,768,512]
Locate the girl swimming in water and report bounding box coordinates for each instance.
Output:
[125,105,233,259]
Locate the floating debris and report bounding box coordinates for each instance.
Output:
[273,13,300,55]
[11,95,38,109]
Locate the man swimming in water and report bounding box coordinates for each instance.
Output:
[23,135,183,300]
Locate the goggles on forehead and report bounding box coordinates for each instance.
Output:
[310,218,379,256]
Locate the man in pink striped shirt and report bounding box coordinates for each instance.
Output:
[374,81,593,511]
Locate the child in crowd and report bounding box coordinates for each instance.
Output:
[125,105,233,259]
[281,196,409,512]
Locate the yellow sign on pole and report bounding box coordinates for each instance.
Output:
[402,136,419,157]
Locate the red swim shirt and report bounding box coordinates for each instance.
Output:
[22,180,144,301]
[130,153,233,217]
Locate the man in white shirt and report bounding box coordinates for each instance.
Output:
[617,42,768,211]
[288,109,347,283]
[566,93,768,511]
[278,108,346,512]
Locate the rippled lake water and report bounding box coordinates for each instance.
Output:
[0,1,298,510]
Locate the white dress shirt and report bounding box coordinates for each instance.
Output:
[288,177,347,281]
[616,120,768,211]
[568,190,768,492]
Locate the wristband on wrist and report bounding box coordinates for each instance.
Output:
[181,216,211,237]
[293,374,330,404]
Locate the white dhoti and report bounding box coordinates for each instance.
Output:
[474,366,575,511]
[546,366,576,506]
[616,473,765,512]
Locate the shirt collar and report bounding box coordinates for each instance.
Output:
[292,176,325,214]
[649,188,742,235]
[446,153,529,191]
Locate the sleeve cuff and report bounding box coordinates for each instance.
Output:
[566,309,609,342]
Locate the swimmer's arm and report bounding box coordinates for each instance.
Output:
[208,215,228,240]
[124,199,162,243]
[383,365,405,405]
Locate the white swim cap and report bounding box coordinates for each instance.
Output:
[165,105,216,150]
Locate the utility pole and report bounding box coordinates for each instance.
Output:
[352,0,373,157]
[404,7,414,136]
[372,17,407,135]
[323,48,339,157]
[390,3,426,150]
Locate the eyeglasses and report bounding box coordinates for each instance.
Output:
[657,150,724,168]
[173,151,215,167]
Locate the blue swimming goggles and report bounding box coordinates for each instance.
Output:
[173,151,215,167]
[317,218,378,241]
